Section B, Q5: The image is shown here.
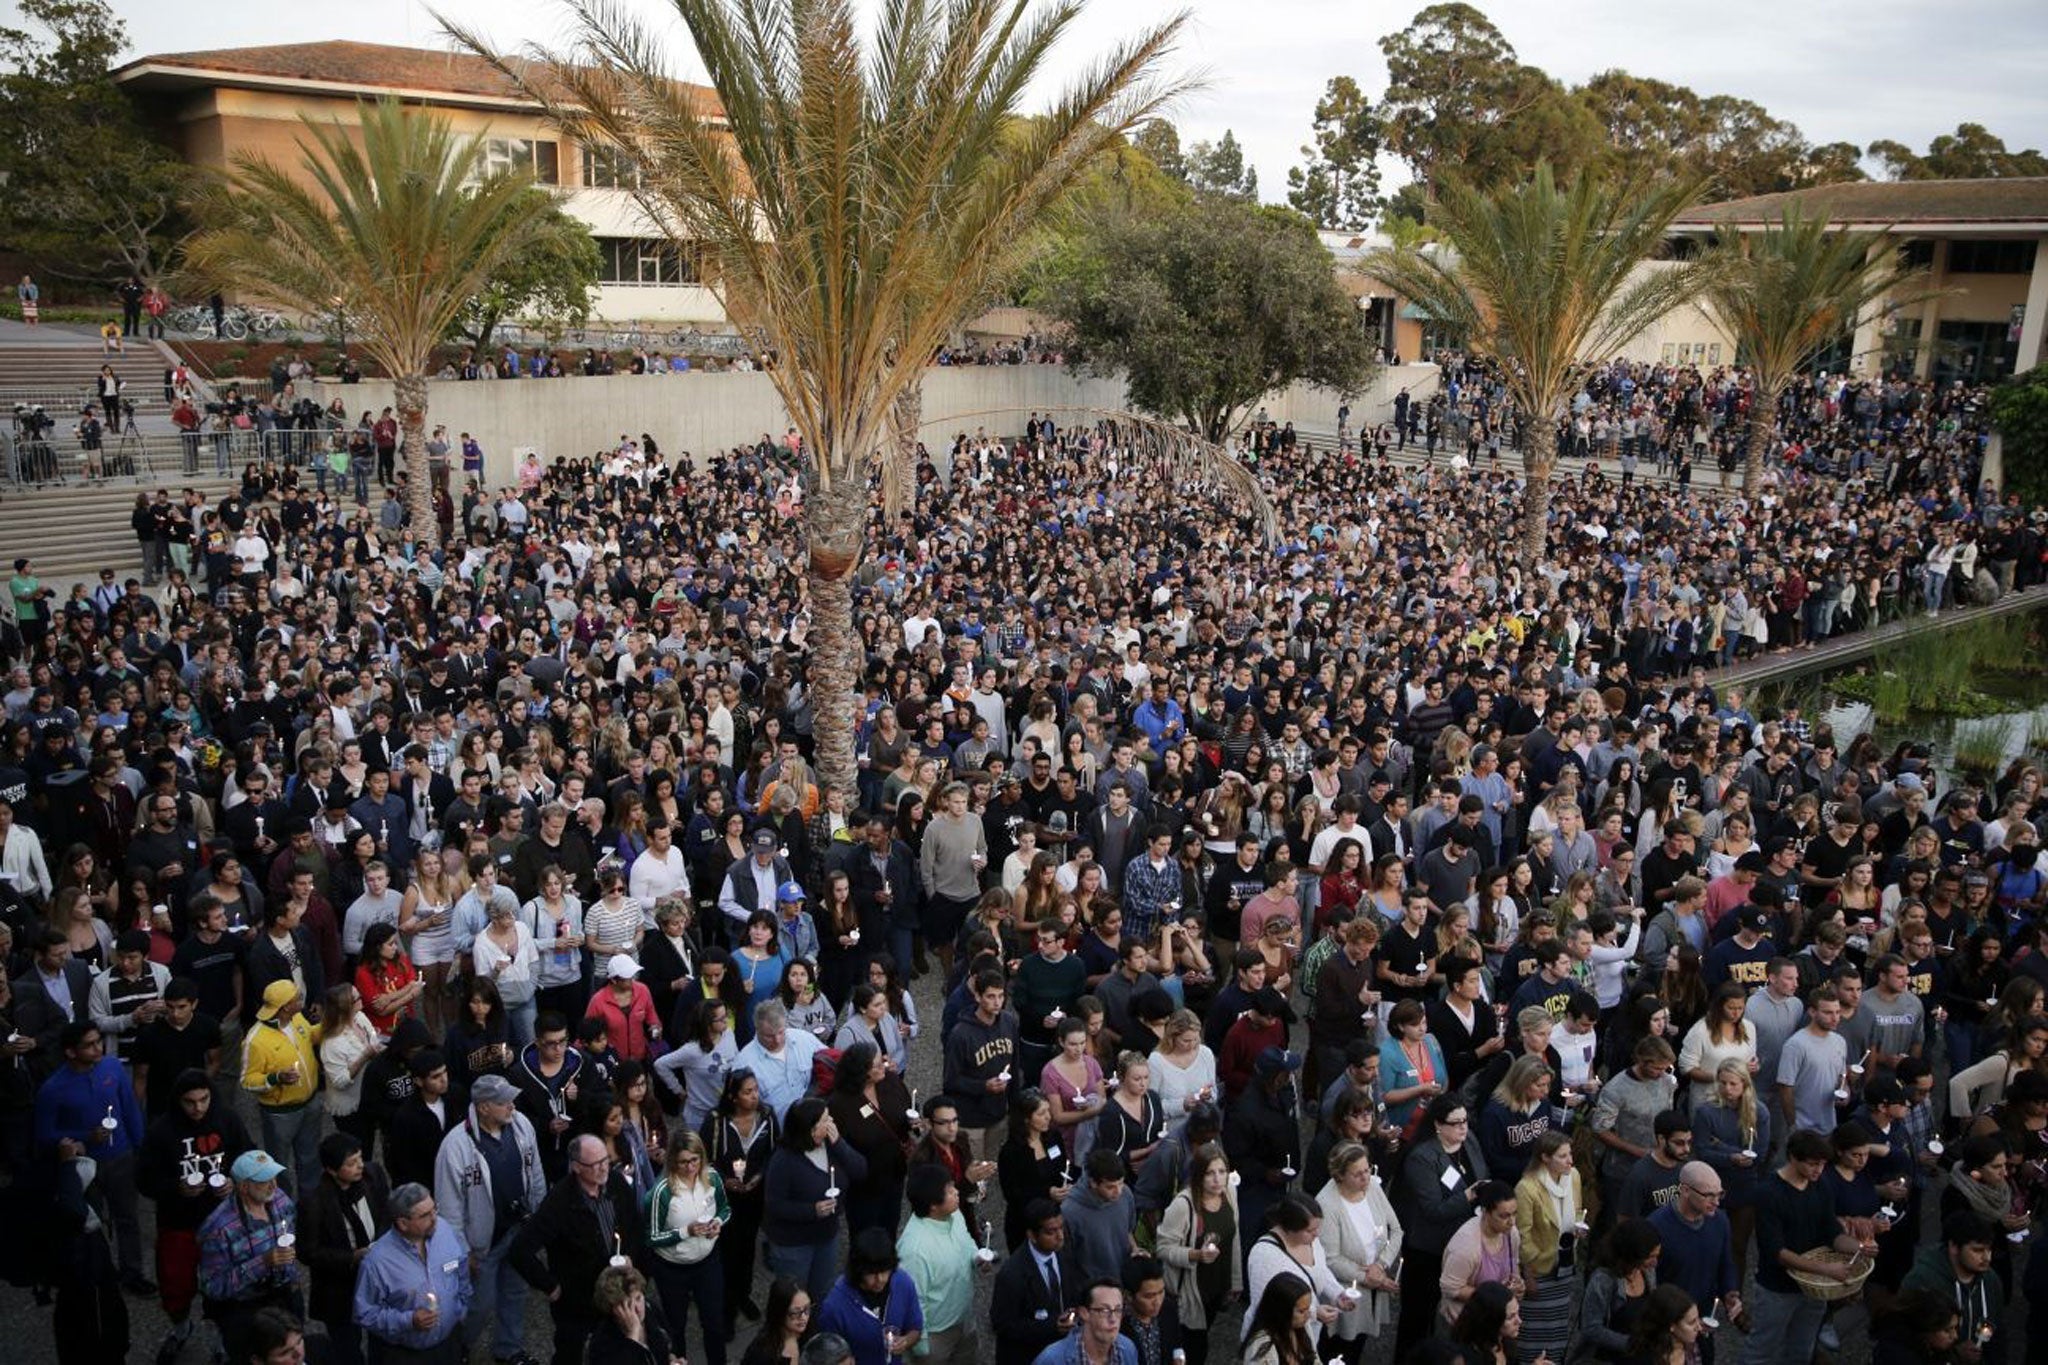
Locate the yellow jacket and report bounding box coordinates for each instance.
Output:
[1515,1167,1585,1276]
[241,1016,323,1108]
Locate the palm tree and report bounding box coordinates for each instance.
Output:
[1701,210,1929,492]
[453,0,1190,800]
[1362,163,1706,568]
[183,97,557,543]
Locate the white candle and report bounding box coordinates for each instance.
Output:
[101,1104,119,1132]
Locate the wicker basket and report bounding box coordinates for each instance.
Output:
[1788,1248,1876,1302]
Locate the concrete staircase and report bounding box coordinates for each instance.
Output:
[0,472,243,584]
[0,337,183,435]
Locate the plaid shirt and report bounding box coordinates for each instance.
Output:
[198,1191,300,1303]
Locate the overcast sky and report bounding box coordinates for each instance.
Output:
[115,0,2048,199]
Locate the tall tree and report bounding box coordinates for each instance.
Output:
[1285,76,1382,229]
[453,0,1190,803]
[1185,129,1258,201]
[1377,3,1598,196]
[1870,123,2048,180]
[1574,71,1863,200]
[1132,118,1188,184]
[183,98,558,543]
[1362,164,1705,567]
[1034,196,1376,440]
[1701,212,1927,492]
[0,0,187,284]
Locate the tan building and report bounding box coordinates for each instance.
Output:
[1674,177,2048,384]
[112,39,732,329]
[1322,229,1736,368]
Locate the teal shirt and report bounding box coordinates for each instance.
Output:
[897,1208,978,1335]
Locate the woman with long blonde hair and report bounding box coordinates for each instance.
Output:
[1692,1057,1770,1276]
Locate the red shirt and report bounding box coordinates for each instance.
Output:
[355,956,418,1035]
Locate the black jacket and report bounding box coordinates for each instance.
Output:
[509,1170,645,1320]
[385,1088,466,1191]
[1224,1081,1302,1191]
[298,1165,392,1326]
[990,1240,1085,1365]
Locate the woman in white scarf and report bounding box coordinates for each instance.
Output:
[1513,1131,1584,1365]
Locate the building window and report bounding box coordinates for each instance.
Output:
[476,137,560,185]
[1934,319,2020,384]
[581,142,641,190]
[1946,239,2036,275]
[595,237,701,287]
[1897,239,1935,270]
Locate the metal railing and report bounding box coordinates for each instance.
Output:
[0,425,340,488]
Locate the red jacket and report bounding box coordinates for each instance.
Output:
[585,981,661,1061]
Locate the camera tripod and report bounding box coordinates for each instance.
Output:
[109,413,145,480]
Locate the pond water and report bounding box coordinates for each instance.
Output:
[1768,606,2048,784]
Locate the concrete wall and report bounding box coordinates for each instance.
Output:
[310,362,1440,485]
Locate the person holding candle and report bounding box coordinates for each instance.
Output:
[704,1068,777,1329]
[510,1132,648,1365]
[352,1181,474,1365]
[32,1018,153,1291]
[897,1162,987,1365]
[585,1261,685,1365]
[1155,1141,1240,1365]
[1316,1140,1403,1363]
[817,1227,925,1365]
[1117,1254,1186,1365]
[137,1067,254,1365]
[196,1148,303,1360]
[763,1094,869,1305]
[646,1129,731,1365]
[943,969,1020,1148]
[1242,1194,1347,1357]
[433,1073,548,1365]
[301,1131,392,1365]
[827,1039,919,1237]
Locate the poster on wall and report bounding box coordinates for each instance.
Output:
[1709,343,1722,365]
[1662,343,1676,364]
[2012,305,2027,344]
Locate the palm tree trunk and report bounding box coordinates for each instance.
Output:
[395,372,438,547]
[1518,414,1557,570]
[805,473,868,804]
[884,379,921,521]
[1741,377,1784,495]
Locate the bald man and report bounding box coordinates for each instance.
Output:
[1648,1161,1741,1355]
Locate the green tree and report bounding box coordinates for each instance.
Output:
[1185,129,1258,201]
[1574,71,1864,200]
[1035,195,1376,440]
[1870,123,2048,180]
[453,188,603,348]
[453,0,1189,802]
[1990,367,2048,507]
[1362,164,1706,566]
[1700,211,1928,492]
[184,99,558,543]
[1132,118,1187,184]
[1285,76,1382,229]
[1377,3,1599,196]
[0,0,186,285]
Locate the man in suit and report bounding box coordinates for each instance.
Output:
[12,924,94,1077]
[990,1199,1085,1365]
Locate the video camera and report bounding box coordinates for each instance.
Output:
[10,403,53,439]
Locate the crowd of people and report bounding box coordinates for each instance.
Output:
[0,356,2043,1365]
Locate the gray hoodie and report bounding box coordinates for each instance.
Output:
[432,1103,548,1255]
[1061,1179,1136,1284]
